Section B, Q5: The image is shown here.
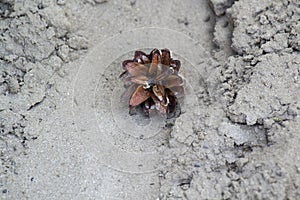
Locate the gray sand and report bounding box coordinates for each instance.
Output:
[1,0,299,199]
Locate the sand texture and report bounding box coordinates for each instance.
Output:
[1,0,299,199]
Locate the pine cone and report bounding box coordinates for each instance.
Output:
[120,48,184,118]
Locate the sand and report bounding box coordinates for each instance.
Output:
[1,0,299,199]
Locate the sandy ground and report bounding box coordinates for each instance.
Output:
[1,0,300,199]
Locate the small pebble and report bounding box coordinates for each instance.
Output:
[194,162,201,167]
[204,15,211,22]
[57,0,66,5]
